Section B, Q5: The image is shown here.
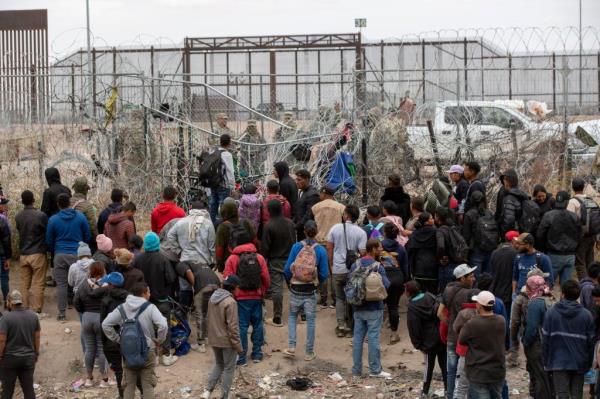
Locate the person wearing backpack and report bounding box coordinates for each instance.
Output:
[238,183,261,232]
[348,239,391,380]
[435,207,468,292]
[461,161,485,219]
[215,200,257,272]
[200,275,244,399]
[522,275,555,399]
[511,233,553,294]
[261,200,296,327]
[496,169,531,236]
[381,222,408,344]
[273,161,298,216]
[206,134,235,224]
[405,280,448,398]
[327,205,367,338]
[293,169,320,240]
[406,212,439,294]
[537,190,581,286]
[568,177,600,279]
[222,228,270,366]
[102,282,168,399]
[542,280,595,399]
[282,220,329,361]
[463,191,498,276]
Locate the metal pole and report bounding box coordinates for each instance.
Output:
[579,0,583,109]
[86,0,92,112]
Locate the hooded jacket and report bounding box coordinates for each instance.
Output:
[498,187,529,235]
[537,193,555,218]
[380,186,411,224]
[133,251,176,302]
[15,206,48,255]
[579,277,597,312]
[105,212,135,250]
[262,202,296,262]
[97,202,122,235]
[46,209,91,254]
[167,209,215,265]
[100,287,129,353]
[151,201,186,234]
[102,294,168,349]
[381,238,409,279]
[274,162,298,212]
[536,207,581,254]
[41,168,71,218]
[294,185,319,239]
[68,258,95,293]
[215,201,256,272]
[542,300,595,372]
[239,194,261,232]
[407,292,442,353]
[261,194,291,225]
[222,243,270,301]
[73,278,104,313]
[207,288,243,352]
[70,193,97,238]
[405,224,438,280]
[93,250,116,274]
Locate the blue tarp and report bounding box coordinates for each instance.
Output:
[325,152,356,194]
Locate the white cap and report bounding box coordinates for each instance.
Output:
[453,264,477,279]
[472,291,496,307]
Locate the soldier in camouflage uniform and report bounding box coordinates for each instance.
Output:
[274,111,298,142]
[209,113,235,146]
[238,120,266,180]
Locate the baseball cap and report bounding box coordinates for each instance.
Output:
[453,264,477,279]
[472,290,496,306]
[505,230,520,242]
[514,232,535,246]
[555,190,570,208]
[99,272,125,288]
[320,185,336,196]
[223,275,241,288]
[72,176,90,193]
[446,165,464,174]
[8,290,23,305]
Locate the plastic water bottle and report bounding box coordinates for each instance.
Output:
[584,369,597,385]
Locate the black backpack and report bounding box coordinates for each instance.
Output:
[518,199,541,233]
[575,197,600,236]
[198,149,224,188]
[236,252,262,291]
[229,222,250,248]
[447,225,469,264]
[475,210,499,251]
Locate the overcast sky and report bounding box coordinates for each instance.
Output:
[1,0,598,61]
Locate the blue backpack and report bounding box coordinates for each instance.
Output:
[118,301,152,369]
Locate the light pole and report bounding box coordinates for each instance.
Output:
[579,0,582,109]
[86,0,92,114]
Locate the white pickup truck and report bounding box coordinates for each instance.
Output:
[406,100,600,161]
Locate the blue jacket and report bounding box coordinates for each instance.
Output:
[522,296,552,346]
[349,256,390,311]
[284,239,329,283]
[46,209,91,254]
[542,299,595,372]
[579,278,597,312]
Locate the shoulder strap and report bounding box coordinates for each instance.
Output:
[134,301,152,321]
[117,304,127,320]
[72,199,85,209]
[342,221,349,251]
[534,252,542,269]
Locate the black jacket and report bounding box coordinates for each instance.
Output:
[274,162,298,212]
[40,168,71,218]
[498,188,528,235]
[462,208,495,251]
[407,292,442,353]
[262,216,296,261]
[74,280,104,313]
[464,180,485,213]
[537,194,555,218]
[97,202,122,235]
[133,251,176,302]
[489,243,517,305]
[455,178,470,205]
[114,263,145,293]
[294,185,319,239]
[93,251,116,273]
[15,206,48,255]
[174,261,220,294]
[0,216,11,259]
[406,225,439,280]
[537,208,581,255]
[100,287,129,353]
[380,186,411,225]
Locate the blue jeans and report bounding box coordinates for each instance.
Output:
[0,256,8,301]
[469,381,503,399]
[549,253,575,286]
[470,249,492,276]
[210,187,230,225]
[447,343,459,399]
[288,292,317,354]
[352,309,383,376]
[237,299,264,364]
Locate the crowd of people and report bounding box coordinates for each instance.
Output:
[1,136,600,399]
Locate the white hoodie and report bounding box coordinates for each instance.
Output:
[67,258,95,293]
[101,294,168,349]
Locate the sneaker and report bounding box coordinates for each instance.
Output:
[369,370,392,379]
[57,314,66,322]
[266,317,283,327]
[335,327,345,338]
[344,330,353,338]
[161,354,178,366]
[99,380,109,389]
[200,390,211,399]
[236,359,247,367]
[84,378,94,387]
[282,348,296,357]
[252,358,262,364]
[389,332,400,345]
[198,343,207,353]
[304,352,316,361]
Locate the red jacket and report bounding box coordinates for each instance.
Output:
[223,243,270,301]
[151,202,186,234]
[261,194,291,225]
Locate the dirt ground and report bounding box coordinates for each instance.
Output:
[3,266,535,399]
